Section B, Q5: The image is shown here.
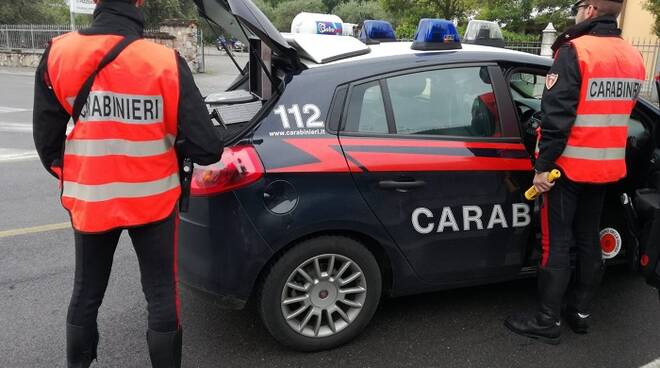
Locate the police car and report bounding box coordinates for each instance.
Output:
[186,0,660,351]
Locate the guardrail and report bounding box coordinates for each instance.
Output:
[0,24,76,50]
[631,38,659,101]
[0,24,161,50]
[505,41,542,55]
[0,23,204,73]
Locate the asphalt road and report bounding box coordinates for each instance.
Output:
[1,54,660,368]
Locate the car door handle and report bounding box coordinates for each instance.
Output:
[378,180,426,190]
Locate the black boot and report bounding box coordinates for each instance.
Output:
[565,260,605,334]
[66,323,99,368]
[562,308,590,334]
[504,267,571,345]
[147,328,182,368]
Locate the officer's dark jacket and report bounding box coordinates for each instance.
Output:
[535,16,625,173]
[33,0,223,177]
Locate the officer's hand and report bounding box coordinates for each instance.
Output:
[533,171,555,194]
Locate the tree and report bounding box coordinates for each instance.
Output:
[381,0,473,26]
[0,0,69,24]
[253,0,277,21]
[142,0,201,27]
[0,0,205,26]
[334,0,390,24]
[270,0,326,31]
[395,21,417,39]
[322,0,344,13]
[428,0,469,19]
[476,0,573,34]
[645,0,660,36]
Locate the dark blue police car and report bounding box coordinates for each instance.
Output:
[185,0,660,351]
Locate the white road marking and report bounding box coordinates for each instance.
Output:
[0,222,70,239]
[0,148,39,162]
[0,121,32,133]
[0,121,73,134]
[641,358,660,368]
[0,106,30,113]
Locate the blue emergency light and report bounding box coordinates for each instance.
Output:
[411,19,462,51]
[359,20,396,44]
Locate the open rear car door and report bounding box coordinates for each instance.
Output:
[621,92,660,299]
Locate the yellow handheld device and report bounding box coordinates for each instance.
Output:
[525,169,561,200]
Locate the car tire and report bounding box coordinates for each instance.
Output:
[258,235,382,352]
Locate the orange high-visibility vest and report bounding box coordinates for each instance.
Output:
[554,35,645,183]
[47,32,181,233]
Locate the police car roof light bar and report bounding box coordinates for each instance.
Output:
[463,20,505,48]
[411,19,462,51]
[359,20,396,45]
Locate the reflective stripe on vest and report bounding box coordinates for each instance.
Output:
[534,115,630,155]
[62,173,180,202]
[561,146,626,160]
[64,135,175,157]
[47,32,181,233]
[573,114,630,128]
[553,35,646,184]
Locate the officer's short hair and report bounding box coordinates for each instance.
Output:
[587,0,624,17]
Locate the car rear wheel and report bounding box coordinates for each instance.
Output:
[258,236,382,351]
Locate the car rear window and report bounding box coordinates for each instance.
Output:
[344,81,388,134]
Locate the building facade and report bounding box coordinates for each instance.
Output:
[619,0,659,101]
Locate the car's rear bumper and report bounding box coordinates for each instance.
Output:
[178,192,274,308]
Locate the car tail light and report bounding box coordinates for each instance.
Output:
[191,145,264,196]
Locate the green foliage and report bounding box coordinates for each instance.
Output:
[141,0,200,27]
[334,0,390,24]
[271,0,326,31]
[322,0,343,13]
[381,0,472,27]
[501,29,539,42]
[646,0,660,36]
[0,0,578,43]
[455,23,466,35]
[199,0,273,42]
[0,0,70,24]
[476,0,573,34]
[395,21,417,39]
[0,0,202,27]
[253,0,277,21]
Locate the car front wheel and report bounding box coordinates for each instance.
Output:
[258,236,382,351]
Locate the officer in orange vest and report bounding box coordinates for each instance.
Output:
[32,0,223,366]
[505,0,645,344]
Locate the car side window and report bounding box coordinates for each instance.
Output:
[344,81,388,134]
[386,66,501,137]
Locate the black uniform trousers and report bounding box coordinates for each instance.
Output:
[540,176,606,315]
[67,211,180,333]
